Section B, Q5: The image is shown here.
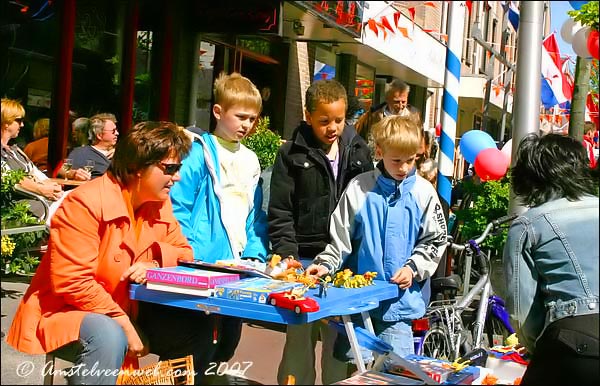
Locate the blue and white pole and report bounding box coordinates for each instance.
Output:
[437,1,466,214]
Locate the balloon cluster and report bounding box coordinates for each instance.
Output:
[560,1,599,60]
[459,130,509,181]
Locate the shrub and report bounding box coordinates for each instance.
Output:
[241,116,283,171]
[453,176,511,255]
[1,168,48,275]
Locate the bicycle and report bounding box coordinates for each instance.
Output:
[413,214,518,362]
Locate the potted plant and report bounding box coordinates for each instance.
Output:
[1,167,48,275]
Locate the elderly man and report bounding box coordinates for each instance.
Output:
[61,113,119,180]
[356,78,420,141]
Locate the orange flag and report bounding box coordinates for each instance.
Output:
[397,27,410,39]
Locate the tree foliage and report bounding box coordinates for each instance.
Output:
[567,1,599,31]
[241,116,283,171]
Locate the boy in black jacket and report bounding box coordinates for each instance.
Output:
[268,79,373,385]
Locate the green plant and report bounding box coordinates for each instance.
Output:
[568,1,599,31]
[453,176,511,255]
[241,116,283,170]
[1,168,48,275]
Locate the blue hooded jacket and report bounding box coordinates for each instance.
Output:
[169,132,268,262]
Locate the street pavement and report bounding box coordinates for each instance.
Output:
[1,278,326,385]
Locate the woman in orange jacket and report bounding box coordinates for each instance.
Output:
[6,121,209,384]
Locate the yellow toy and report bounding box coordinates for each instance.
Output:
[332,269,378,288]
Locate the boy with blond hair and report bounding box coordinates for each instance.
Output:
[166,72,269,382]
[307,115,447,360]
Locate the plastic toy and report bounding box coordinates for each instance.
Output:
[268,286,320,314]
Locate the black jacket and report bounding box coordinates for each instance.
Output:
[268,122,373,259]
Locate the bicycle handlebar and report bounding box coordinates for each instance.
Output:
[449,213,518,252]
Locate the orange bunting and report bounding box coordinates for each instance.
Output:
[393,11,401,29]
[408,7,416,24]
[397,27,410,40]
[380,15,395,34]
[367,19,378,37]
[441,34,448,42]
[465,1,473,16]
[376,22,388,40]
[424,2,436,8]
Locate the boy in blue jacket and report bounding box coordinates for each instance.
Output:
[306,114,447,360]
[167,72,269,382]
[170,71,268,262]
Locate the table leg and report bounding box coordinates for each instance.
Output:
[341,314,366,373]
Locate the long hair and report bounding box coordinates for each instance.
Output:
[511,133,596,207]
[109,121,191,185]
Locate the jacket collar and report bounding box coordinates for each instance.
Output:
[99,173,170,255]
[292,121,359,151]
[375,161,417,200]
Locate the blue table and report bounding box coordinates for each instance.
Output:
[130,281,400,373]
[130,281,398,324]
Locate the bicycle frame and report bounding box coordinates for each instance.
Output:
[415,214,518,360]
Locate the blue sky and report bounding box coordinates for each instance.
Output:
[550,1,577,66]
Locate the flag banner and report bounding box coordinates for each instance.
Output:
[541,33,574,109]
[507,1,519,31]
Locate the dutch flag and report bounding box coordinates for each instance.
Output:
[507,1,520,32]
[541,33,573,109]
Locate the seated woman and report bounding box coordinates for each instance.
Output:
[23,117,50,172]
[7,121,214,385]
[1,98,62,220]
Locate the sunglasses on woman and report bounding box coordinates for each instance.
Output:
[157,162,183,175]
[14,117,25,124]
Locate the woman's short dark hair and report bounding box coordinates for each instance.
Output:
[109,121,191,185]
[511,133,596,207]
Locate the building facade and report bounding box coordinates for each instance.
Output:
[1,1,551,177]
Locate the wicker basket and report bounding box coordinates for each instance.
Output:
[116,355,194,385]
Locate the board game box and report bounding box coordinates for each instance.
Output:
[214,277,303,304]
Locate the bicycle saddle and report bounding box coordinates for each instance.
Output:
[431,274,461,292]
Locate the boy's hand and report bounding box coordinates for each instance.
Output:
[391,266,414,289]
[306,264,329,278]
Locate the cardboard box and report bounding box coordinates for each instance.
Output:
[214,277,302,304]
[146,266,239,288]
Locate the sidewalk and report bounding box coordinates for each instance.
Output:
[1,278,46,385]
[1,278,325,385]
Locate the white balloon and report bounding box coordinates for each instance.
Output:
[560,17,582,44]
[572,26,592,58]
[500,139,512,163]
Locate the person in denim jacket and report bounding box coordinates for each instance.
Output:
[504,133,599,386]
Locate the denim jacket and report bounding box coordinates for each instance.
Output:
[503,195,599,352]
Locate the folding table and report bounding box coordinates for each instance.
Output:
[130,281,399,373]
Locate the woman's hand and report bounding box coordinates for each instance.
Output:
[38,181,63,201]
[120,261,158,284]
[113,315,148,358]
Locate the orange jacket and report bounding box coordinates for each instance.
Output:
[6,173,193,354]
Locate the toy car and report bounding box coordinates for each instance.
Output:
[268,288,320,314]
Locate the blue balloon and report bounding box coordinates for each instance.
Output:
[459,130,497,164]
[569,1,588,10]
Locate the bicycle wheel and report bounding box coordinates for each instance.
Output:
[421,324,453,360]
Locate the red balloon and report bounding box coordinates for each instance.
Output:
[474,148,509,181]
[588,30,599,60]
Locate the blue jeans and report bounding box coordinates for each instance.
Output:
[51,313,128,385]
[334,318,415,364]
[51,304,232,385]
